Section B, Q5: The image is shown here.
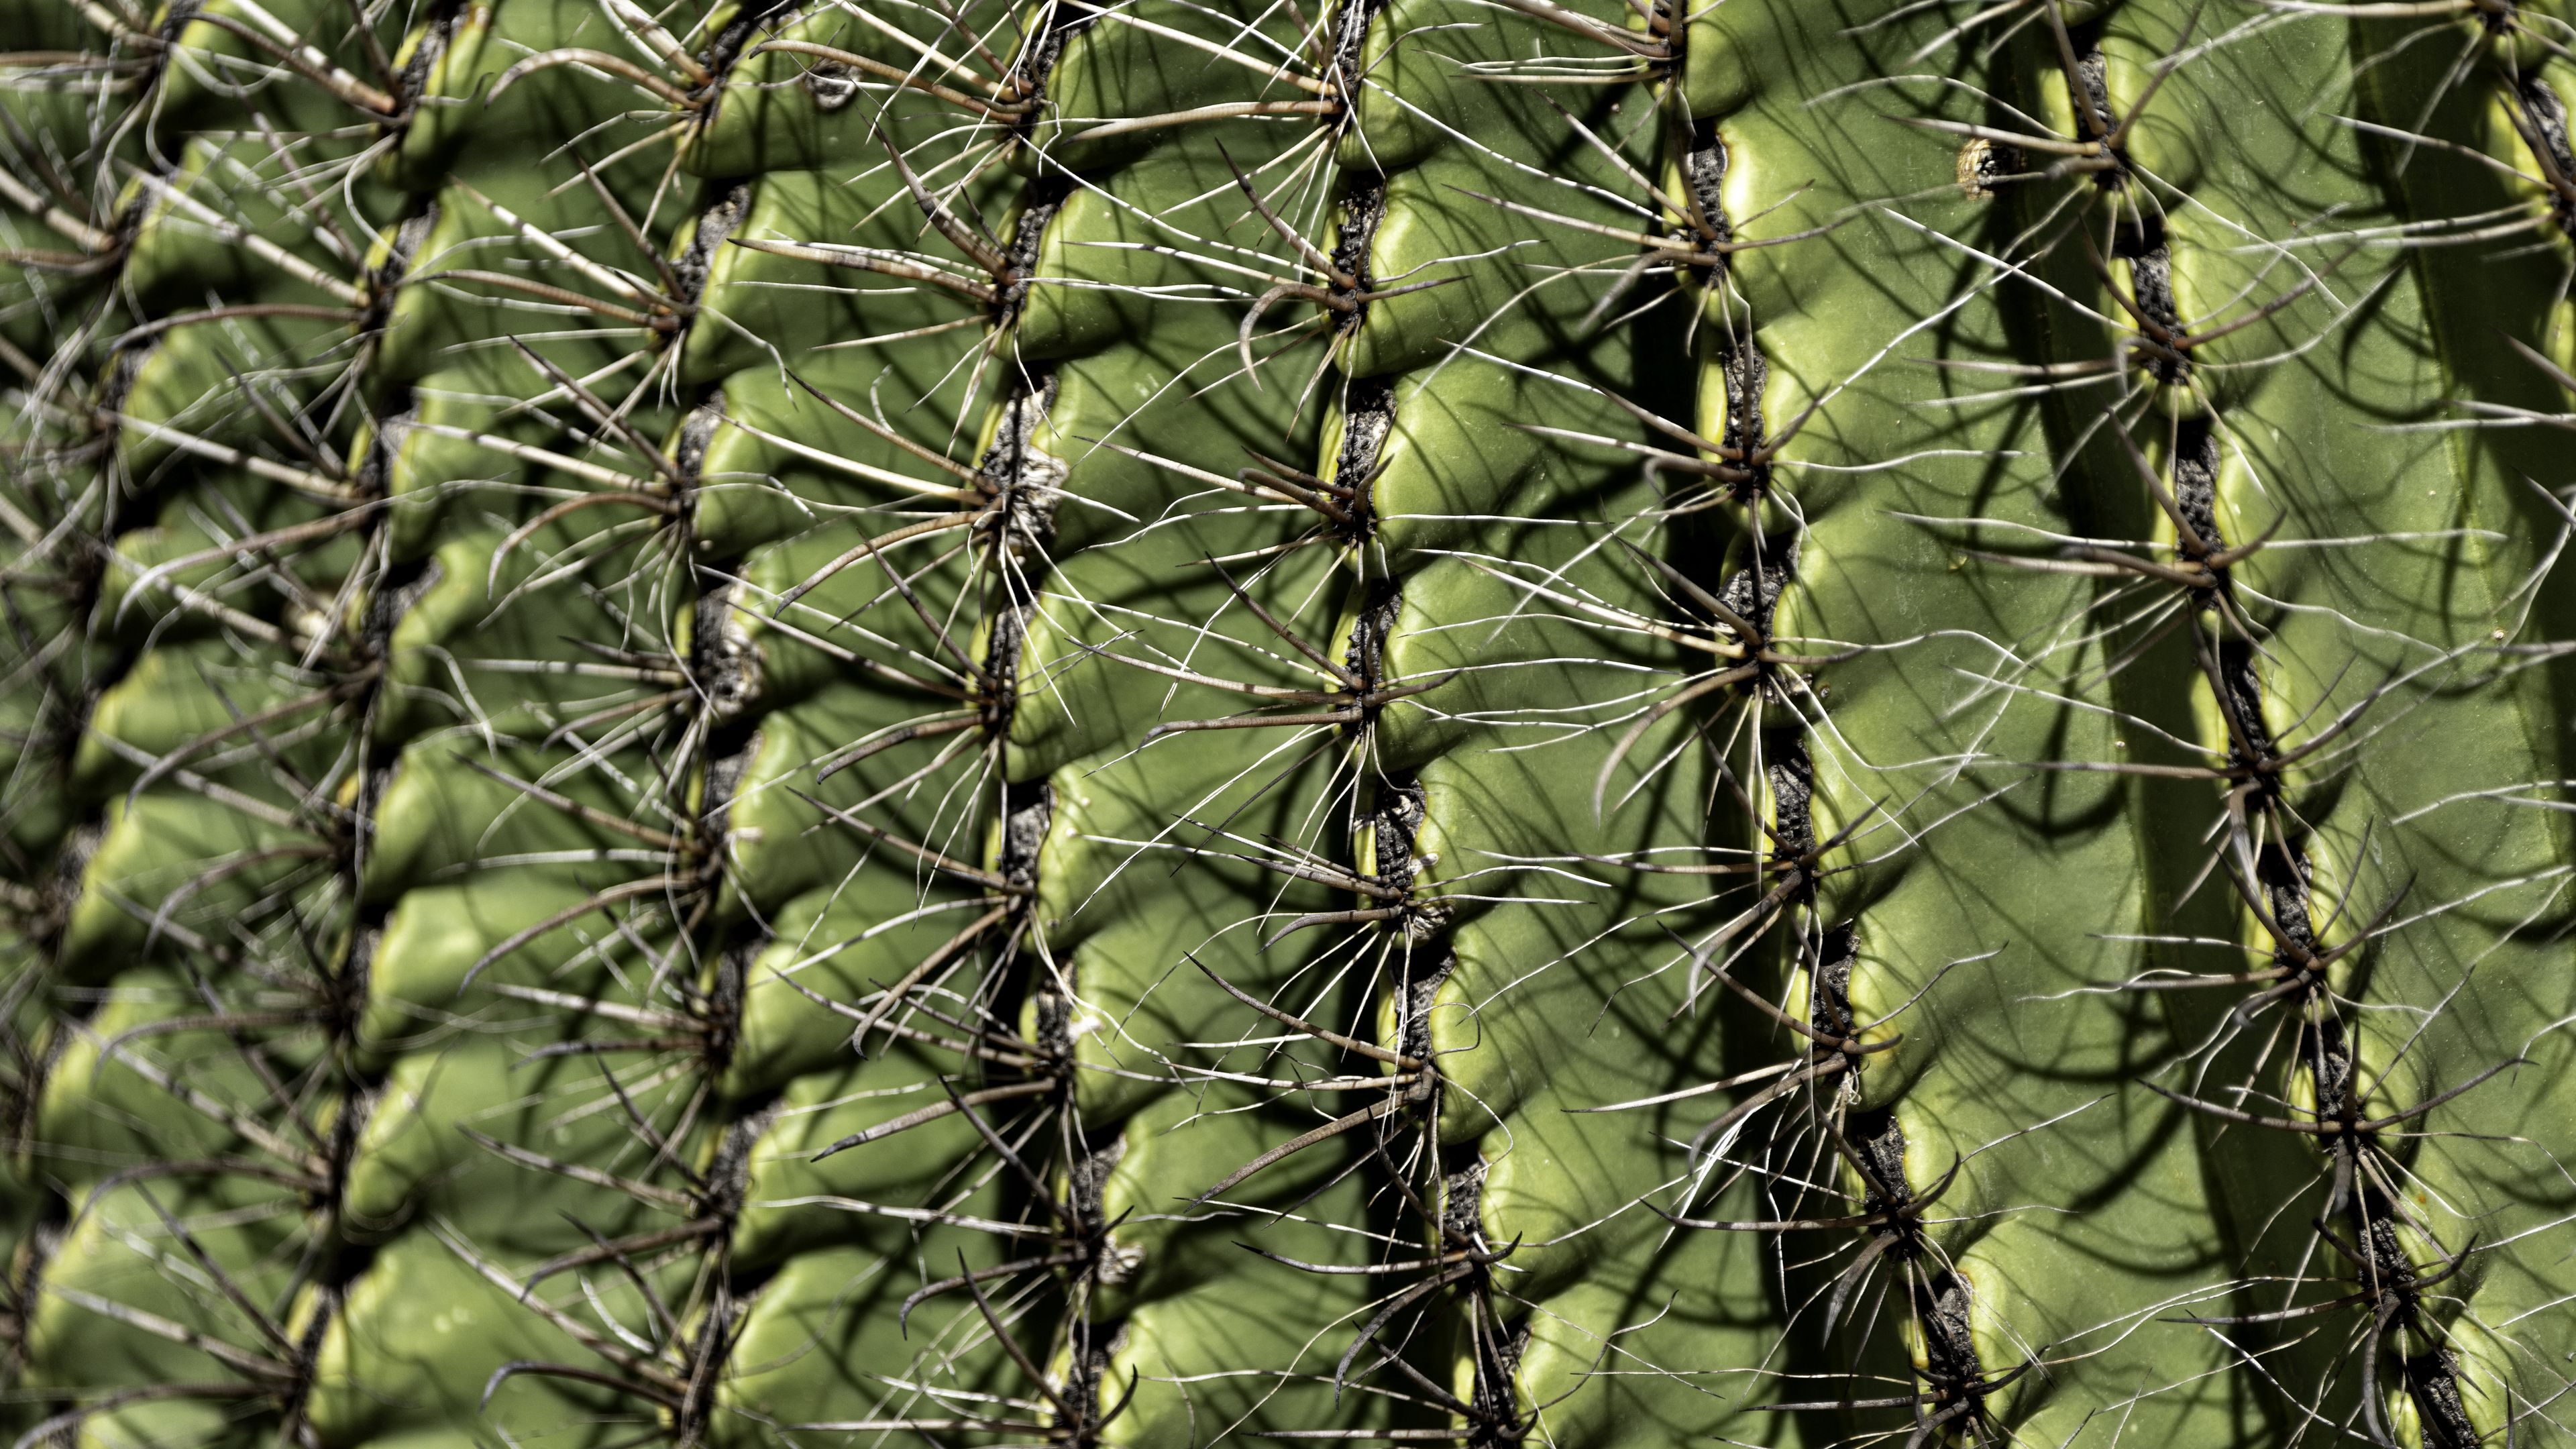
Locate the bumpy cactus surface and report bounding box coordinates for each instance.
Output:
[3,0,2573,1446]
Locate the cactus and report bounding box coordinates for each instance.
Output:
[3,0,2573,1446]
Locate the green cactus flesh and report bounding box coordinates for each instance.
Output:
[4,0,2575,1446]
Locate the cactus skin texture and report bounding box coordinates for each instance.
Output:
[3,0,2575,1446]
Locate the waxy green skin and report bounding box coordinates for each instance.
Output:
[5,0,2575,1447]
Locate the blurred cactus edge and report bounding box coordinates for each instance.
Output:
[5,0,2576,1447]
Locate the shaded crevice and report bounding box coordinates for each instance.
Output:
[1330,176,1387,327]
[1680,124,1774,502]
[996,174,1073,325]
[1004,6,1097,121]
[1680,121,1732,250]
[1328,374,1395,539]
[1714,333,1768,489]
[2072,50,2116,140]
[1397,947,1456,1068]
[975,370,1066,582]
[2169,419,2222,555]
[674,184,752,307]
[1364,773,1428,896]
[2404,1351,2481,1449]
[1464,1313,1527,1449]
[1805,923,1857,1043]
[1346,578,1403,700]
[1000,780,1056,898]
[698,0,799,85]
[1328,0,1392,96]
[393,2,462,106]
[1762,736,1814,862]
[2063,41,2134,187]
[2517,78,2572,237]
[1719,529,1796,674]
[1843,1108,1990,1415]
